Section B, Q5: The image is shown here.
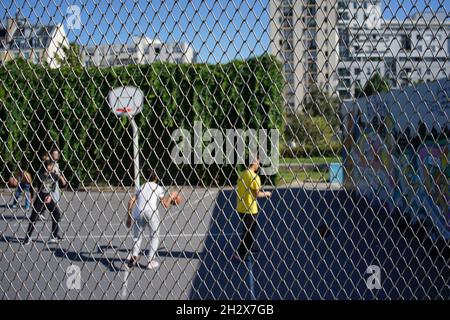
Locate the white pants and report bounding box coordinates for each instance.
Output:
[131,209,160,261]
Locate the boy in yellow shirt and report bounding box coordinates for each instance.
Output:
[234,158,271,261]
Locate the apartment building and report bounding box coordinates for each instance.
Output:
[83,36,197,67]
[270,0,339,112]
[0,13,68,68]
[337,1,450,99]
[270,0,450,110]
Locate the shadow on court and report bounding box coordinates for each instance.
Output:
[190,188,450,299]
[43,246,123,272]
[0,213,29,221]
[42,246,202,274]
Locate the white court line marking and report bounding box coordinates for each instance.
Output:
[61,232,236,239]
[164,190,216,221]
[121,268,130,299]
[6,190,219,227]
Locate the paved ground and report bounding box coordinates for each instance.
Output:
[0,186,449,300]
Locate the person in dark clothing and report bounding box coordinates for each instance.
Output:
[23,160,67,245]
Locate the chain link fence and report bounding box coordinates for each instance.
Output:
[0,0,448,299]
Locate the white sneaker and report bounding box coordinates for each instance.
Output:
[48,235,63,243]
[147,260,160,270]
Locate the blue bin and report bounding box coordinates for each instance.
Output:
[329,162,343,185]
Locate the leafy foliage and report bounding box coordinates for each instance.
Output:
[0,55,283,187]
[284,86,341,158]
[56,42,83,68]
[355,72,390,98]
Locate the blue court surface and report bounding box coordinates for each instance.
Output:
[190,188,450,299]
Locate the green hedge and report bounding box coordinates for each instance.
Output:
[0,55,284,187]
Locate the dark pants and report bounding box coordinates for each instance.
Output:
[25,193,61,240]
[237,212,258,258]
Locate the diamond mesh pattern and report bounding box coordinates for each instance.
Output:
[0,0,449,300]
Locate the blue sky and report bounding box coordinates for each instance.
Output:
[1,0,448,63]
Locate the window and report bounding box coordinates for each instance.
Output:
[286,73,295,84]
[155,47,161,54]
[339,79,351,87]
[284,62,294,73]
[340,11,350,21]
[400,35,412,51]
[284,52,294,61]
[173,45,183,53]
[283,7,293,16]
[284,30,293,40]
[355,68,361,75]
[338,67,350,77]
[325,51,329,57]
[284,41,293,50]
[33,52,39,63]
[23,51,30,60]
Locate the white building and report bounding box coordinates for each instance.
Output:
[337,1,450,99]
[83,36,197,67]
[0,13,69,68]
[270,0,339,112]
[270,0,450,110]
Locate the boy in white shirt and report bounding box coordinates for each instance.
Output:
[125,170,180,269]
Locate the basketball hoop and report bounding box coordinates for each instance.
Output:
[108,86,144,118]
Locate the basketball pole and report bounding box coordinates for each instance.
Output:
[108,86,144,192]
[131,118,140,190]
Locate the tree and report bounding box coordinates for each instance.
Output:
[355,72,390,98]
[56,42,83,68]
[303,85,341,127]
[283,86,342,157]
